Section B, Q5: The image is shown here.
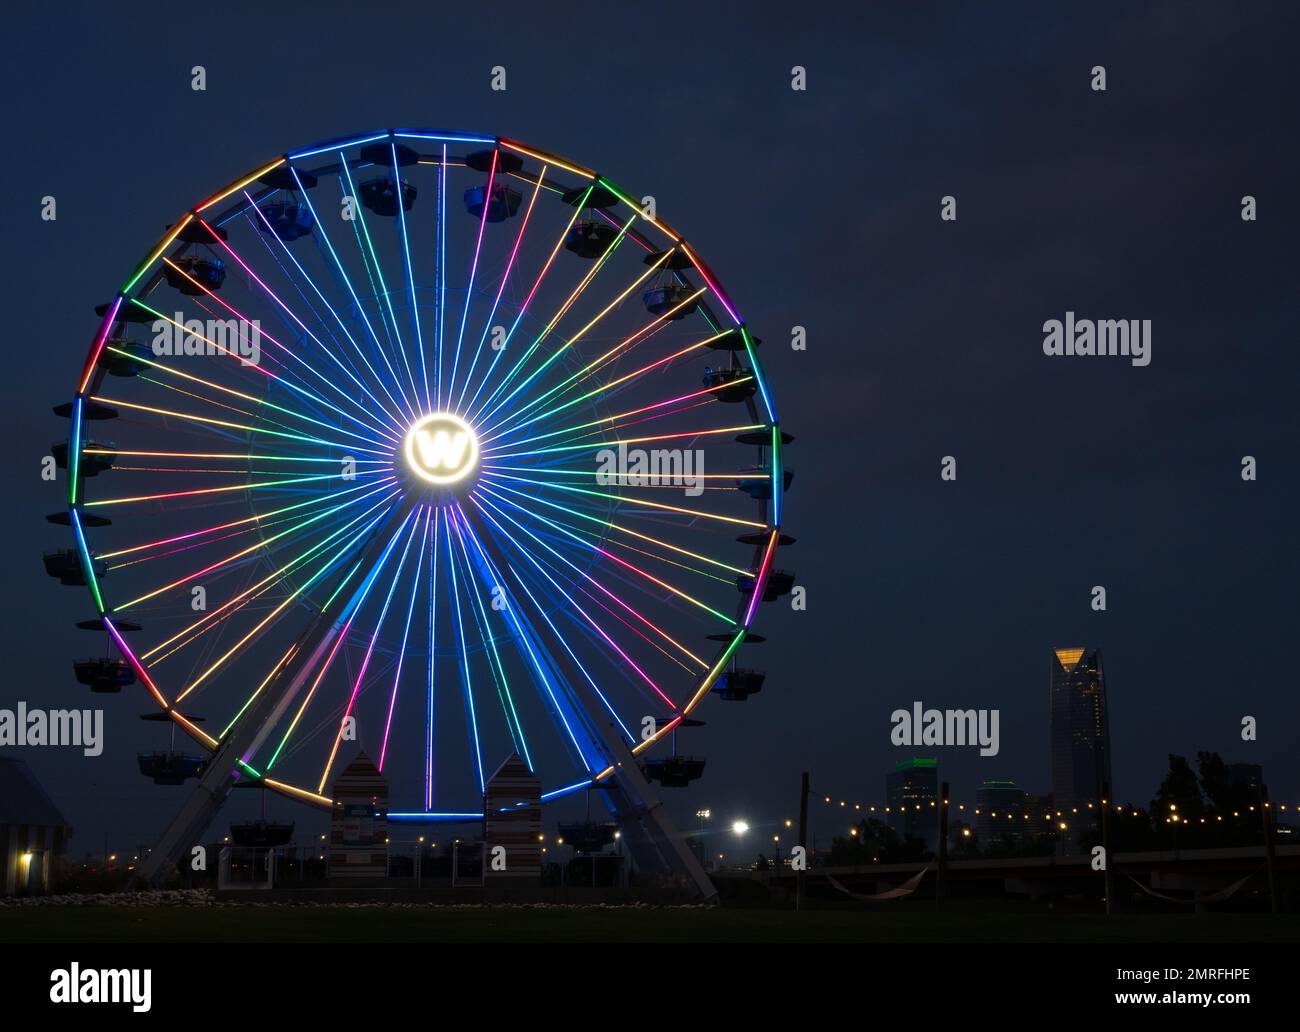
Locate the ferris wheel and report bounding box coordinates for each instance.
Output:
[45,128,794,886]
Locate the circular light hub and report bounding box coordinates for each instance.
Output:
[402,412,480,488]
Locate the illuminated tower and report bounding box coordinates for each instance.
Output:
[885,758,939,852]
[1050,647,1111,848]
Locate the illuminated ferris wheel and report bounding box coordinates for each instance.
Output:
[46,128,793,885]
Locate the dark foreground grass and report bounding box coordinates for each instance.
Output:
[1,906,1297,943]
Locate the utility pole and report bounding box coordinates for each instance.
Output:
[796,771,809,912]
[1260,783,1278,915]
[1101,780,1115,916]
[935,781,949,912]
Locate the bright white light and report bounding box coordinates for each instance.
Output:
[732,820,749,835]
[403,412,479,486]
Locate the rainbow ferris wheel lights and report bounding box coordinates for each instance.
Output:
[60,127,790,822]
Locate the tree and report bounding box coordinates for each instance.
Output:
[827,818,931,866]
[1196,751,1262,846]
[1151,754,1205,822]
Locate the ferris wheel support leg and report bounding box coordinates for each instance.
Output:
[599,761,716,901]
[600,769,717,900]
[136,504,413,887]
[135,759,245,887]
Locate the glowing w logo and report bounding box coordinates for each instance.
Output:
[414,429,471,471]
[403,413,479,487]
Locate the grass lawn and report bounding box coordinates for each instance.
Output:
[1,906,1296,942]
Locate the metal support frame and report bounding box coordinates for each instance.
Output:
[137,502,408,885]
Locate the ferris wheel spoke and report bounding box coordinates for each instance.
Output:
[432,145,448,410]
[122,372,374,456]
[456,167,553,415]
[475,231,663,434]
[326,171,403,384]
[480,478,749,580]
[378,508,430,771]
[486,461,754,501]
[571,575,699,678]
[470,492,677,711]
[479,303,710,448]
[481,380,724,455]
[391,144,432,413]
[97,475,393,565]
[462,182,592,423]
[104,334,392,454]
[150,504,401,703]
[106,478,399,613]
[175,500,401,709]
[502,559,636,748]
[231,218,408,442]
[478,481,738,588]
[475,482,730,641]
[240,245,381,432]
[262,505,420,772]
[337,155,424,414]
[317,509,422,793]
[135,284,348,426]
[425,507,440,809]
[475,476,762,540]
[447,503,532,768]
[232,228,403,444]
[281,168,420,425]
[139,486,400,666]
[470,204,639,428]
[453,164,547,414]
[156,251,401,447]
[507,518,705,686]
[482,421,765,465]
[481,322,727,448]
[216,641,299,740]
[451,504,618,771]
[443,510,485,793]
[474,490,703,674]
[104,477,394,577]
[205,208,414,435]
[444,148,499,409]
[486,471,733,577]
[89,393,392,458]
[83,468,385,511]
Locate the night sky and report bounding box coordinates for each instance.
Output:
[3,1,1297,857]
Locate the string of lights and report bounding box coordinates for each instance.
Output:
[815,793,1295,823]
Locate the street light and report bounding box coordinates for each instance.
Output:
[731,820,749,835]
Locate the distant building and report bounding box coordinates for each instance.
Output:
[1226,763,1263,788]
[0,758,72,895]
[1023,792,1055,843]
[1050,647,1111,850]
[976,779,1027,846]
[886,758,938,851]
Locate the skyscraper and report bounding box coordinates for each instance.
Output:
[886,758,939,852]
[976,779,1027,847]
[1050,647,1111,849]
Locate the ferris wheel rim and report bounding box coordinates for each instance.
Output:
[63,126,787,813]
